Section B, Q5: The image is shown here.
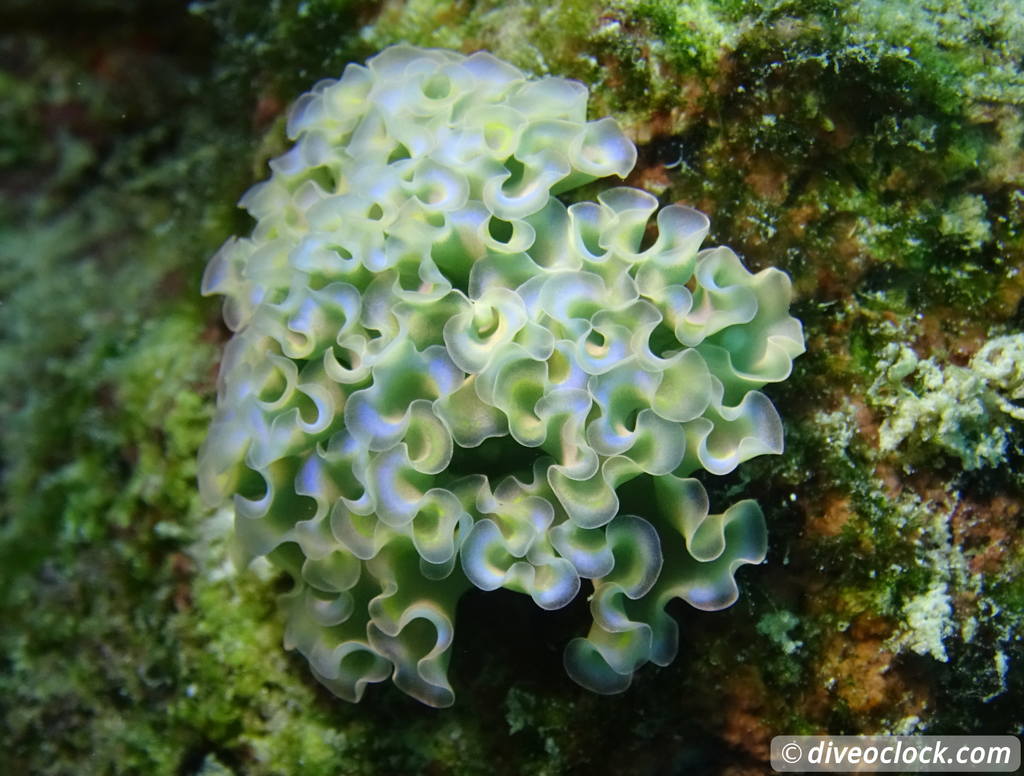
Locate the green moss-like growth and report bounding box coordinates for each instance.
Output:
[870,335,1024,470]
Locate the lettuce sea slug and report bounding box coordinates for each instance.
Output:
[199,45,805,707]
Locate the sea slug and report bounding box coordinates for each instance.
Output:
[199,45,804,707]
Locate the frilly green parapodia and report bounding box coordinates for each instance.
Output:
[199,45,804,707]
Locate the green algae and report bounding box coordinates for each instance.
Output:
[870,335,1024,471]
